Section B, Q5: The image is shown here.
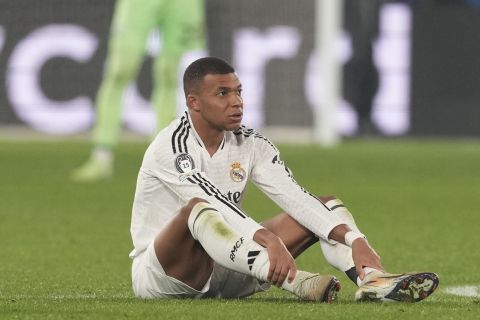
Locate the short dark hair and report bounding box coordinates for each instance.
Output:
[183,57,235,97]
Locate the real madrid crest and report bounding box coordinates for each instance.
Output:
[175,153,195,173]
[229,161,246,182]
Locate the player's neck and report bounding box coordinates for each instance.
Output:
[200,130,224,157]
[190,115,224,157]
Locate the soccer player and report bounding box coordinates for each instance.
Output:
[129,57,439,302]
[71,0,205,182]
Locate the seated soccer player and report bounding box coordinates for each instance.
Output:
[129,57,439,302]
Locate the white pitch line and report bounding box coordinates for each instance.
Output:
[444,285,480,297]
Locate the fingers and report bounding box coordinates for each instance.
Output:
[371,251,385,272]
[364,250,384,272]
[287,263,297,283]
[352,239,385,280]
[356,264,366,280]
[264,237,297,286]
[267,257,276,282]
[268,257,297,286]
[270,264,288,286]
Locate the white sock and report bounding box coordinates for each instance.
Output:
[92,147,113,165]
[319,199,358,272]
[188,202,306,292]
[320,199,384,285]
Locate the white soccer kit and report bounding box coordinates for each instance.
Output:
[129,111,343,260]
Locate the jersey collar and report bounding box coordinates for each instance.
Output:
[185,111,227,151]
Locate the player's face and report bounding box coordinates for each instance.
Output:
[194,73,243,131]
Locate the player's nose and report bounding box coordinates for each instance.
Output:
[229,92,243,107]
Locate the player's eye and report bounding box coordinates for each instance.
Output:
[237,89,242,96]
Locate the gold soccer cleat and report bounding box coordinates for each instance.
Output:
[355,272,439,302]
[291,271,341,303]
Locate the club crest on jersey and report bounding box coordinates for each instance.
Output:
[229,161,246,182]
[175,153,195,174]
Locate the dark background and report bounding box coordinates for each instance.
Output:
[1,1,480,136]
[410,4,480,136]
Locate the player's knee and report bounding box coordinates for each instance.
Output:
[318,195,337,203]
[179,197,208,220]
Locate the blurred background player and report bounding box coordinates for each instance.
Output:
[343,0,383,136]
[71,0,206,182]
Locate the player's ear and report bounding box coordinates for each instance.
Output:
[187,94,200,112]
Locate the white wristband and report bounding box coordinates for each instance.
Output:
[344,231,365,247]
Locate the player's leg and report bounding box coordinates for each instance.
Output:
[259,195,362,284]
[152,198,214,291]
[151,0,206,131]
[260,212,319,258]
[136,198,338,301]
[132,198,214,298]
[247,211,341,302]
[71,0,158,182]
[318,196,439,302]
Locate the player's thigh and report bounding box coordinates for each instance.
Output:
[261,213,318,258]
[153,199,214,290]
[106,0,159,75]
[132,240,210,299]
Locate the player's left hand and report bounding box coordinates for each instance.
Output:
[351,238,385,280]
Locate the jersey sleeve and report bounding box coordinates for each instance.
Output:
[249,134,343,241]
[144,144,263,240]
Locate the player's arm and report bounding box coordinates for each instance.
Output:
[251,141,383,279]
[250,136,383,277]
[250,134,344,242]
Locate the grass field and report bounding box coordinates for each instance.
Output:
[1,138,479,319]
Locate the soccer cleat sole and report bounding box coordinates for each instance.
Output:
[384,272,439,302]
[356,272,439,303]
[322,277,341,303]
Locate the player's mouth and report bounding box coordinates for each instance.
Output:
[229,113,243,122]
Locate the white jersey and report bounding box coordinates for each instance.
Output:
[129,112,342,258]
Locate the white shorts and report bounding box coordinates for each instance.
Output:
[131,241,270,299]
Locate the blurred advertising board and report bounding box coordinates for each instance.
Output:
[1,1,477,137]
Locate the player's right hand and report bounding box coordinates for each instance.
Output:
[253,228,297,286]
[265,236,297,286]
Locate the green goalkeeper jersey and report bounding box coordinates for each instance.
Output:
[94,0,205,147]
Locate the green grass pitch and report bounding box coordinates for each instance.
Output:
[1,138,479,319]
